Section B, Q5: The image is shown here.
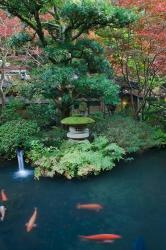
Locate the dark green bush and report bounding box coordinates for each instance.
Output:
[144,99,166,130]
[153,129,166,145]
[40,127,66,147]
[94,114,162,153]
[0,99,57,128]
[0,119,40,158]
[0,99,25,124]
[26,102,56,127]
[90,112,105,122]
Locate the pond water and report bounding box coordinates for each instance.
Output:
[0,149,165,250]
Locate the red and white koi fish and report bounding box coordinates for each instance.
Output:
[80,234,122,243]
[76,203,103,211]
[1,189,8,202]
[25,208,38,232]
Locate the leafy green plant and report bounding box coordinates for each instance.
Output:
[27,136,125,179]
[0,119,39,158]
[153,129,166,145]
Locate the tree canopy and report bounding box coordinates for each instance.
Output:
[0,0,136,118]
[96,0,166,118]
[0,0,136,46]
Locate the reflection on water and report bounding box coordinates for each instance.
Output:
[13,169,33,179]
[0,149,165,250]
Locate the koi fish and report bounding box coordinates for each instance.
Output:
[25,208,38,232]
[80,234,122,243]
[0,205,6,221]
[76,203,103,211]
[1,189,8,202]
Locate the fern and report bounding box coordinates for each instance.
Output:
[28,136,125,179]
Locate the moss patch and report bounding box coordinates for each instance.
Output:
[61,116,95,125]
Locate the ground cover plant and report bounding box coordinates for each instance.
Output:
[27,136,125,179]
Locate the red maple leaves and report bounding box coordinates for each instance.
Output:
[0,10,21,38]
[117,0,166,76]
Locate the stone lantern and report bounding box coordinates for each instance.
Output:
[61,116,95,140]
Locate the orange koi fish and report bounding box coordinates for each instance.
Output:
[76,203,103,211]
[80,234,122,243]
[1,189,8,202]
[25,208,38,232]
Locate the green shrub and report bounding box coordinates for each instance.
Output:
[0,119,40,158]
[26,102,56,127]
[94,114,162,153]
[90,112,105,122]
[40,127,66,147]
[27,136,125,179]
[0,99,26,124]
[144,99,166,130]
[153,129,166,145]
[0,99,56,128]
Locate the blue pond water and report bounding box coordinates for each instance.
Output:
[0,149,165,250]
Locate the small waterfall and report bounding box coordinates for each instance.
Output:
[17,150,25,172]
[14,149,33,178]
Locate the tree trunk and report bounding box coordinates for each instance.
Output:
[61,105,71,119]
[129,87,138,118]
[0,76,6,108]
[0,63,6,108]
[0,85,5,107]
